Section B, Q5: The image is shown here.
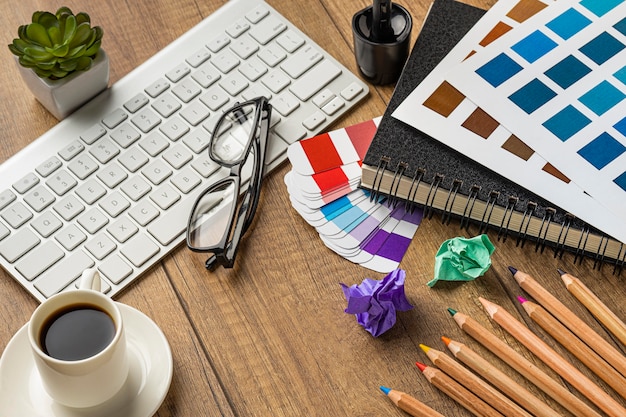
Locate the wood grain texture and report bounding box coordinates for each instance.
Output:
[2,1,626,416]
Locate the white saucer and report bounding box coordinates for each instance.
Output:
[0,303,173,417]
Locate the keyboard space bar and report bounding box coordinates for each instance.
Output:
[147,194,198,246]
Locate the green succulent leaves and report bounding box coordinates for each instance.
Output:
[8,7,103,79]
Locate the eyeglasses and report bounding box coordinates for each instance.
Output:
[186,96,272,269]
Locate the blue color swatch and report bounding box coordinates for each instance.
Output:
[546,8,591,40]
[614,117,626,137]
[615,17,626,36]
[580,0,623,17]
[615,172,626,192]
[475,53,523,87]
[579,81,625,116]
[579,32,625,65]
[615,66,626,86]
[509,79,556,114]
[511,30,558,63]
[545,55,591,89]
[542,105,591,141]
[577,132,626,169]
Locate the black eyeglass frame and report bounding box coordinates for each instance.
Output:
[185,96,272,269]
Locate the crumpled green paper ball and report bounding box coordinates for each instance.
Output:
[427,234,495,287]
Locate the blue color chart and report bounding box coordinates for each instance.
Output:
[445,0,626,232]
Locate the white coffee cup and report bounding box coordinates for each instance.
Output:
[27,269,129,408]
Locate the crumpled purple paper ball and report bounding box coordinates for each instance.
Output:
[340,269,413,337]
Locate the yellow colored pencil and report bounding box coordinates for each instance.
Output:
[480,296,626,417]
[420,343,533,417]
[442,336,561,417]
[449,308,602,417]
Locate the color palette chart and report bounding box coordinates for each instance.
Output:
[284,118,422,273]
[443,0,626,242]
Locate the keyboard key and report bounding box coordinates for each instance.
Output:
[272,92,300,117]
[140,131,170,157]
[303,111,326,131]
[99,191,130,217]
[75,179,106,205]
[142,160,173,185]
[211,50,240,74]
[58,140,85,161]
[160,117,190,141]
[0,190,17,211]
[258,44,286,67]
[53,194,85,221]
[31,211,63,238]
[180,101,211,126]
[262,69,291,93]
[15,241,64,281]
[186,47,211,68]
[163,144,193,169]
[107,216,139,243]
[145,78,170,98]
[147,196,197,246]
[152,92,182,118]
[249,15,287,45]
[85,232,117,260]
[0,228,39,263]
[226,18,250,38]
[24,186,56,212]
[230,36,259,59]
[77,207,109,234]
[120,234,160,267]
[99,254,133,284]
[110,123,141,148]
[171,167,202,193]
[341,82,364,101]
[55,224,87,251]
[68,154,98,180]
[90,138,120,163]
[102,108,128,129]
[34,250,95,298]
[245,5,269,24]
[276,30,305,53]
[290,60,341,101]
[118,147,149,172]
[2,201,33,228]
[207,34,230,53]
[191,63,222,88]
[36,156,63,178]
[165,63,191,83]
[124,93,150,113]
[173,79,202,103]
[0,222,10,241]
[128,200,160,226]
[13,173,39,194]
[200,86,230,111]
[238,57,268,81]
[46,169,78,195]
[191,155,222,178]
[121,176,152,201]
[322,97,345,115]
[97,163,128,189]
[80,124,107,145]
[150,183,181,210]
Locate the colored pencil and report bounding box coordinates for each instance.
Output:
[449,308,602,417]
[379,386,445,417]
[480,297,626,417]
[416,361,505,417]
[420,344,533,417]
[509,266,626,378]
[442,336,561,417]
[559,269,626,347]
[519,296,626,400]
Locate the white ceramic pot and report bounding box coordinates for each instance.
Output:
[16,50,109,120]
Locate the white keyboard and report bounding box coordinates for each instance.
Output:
[0,0,368,302]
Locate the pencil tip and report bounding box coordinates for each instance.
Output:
[415,361,427,372]
[447,307,457,316]
[380,386,391,395]
[517,295,528,304]
[441,335,451,346]
[419,343,430,353]
[479,297,498,316]
[557,268,566,276]
[508,266,518,275]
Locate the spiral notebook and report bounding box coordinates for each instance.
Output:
[360,0,625,265]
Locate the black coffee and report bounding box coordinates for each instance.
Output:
[39,303,115,361]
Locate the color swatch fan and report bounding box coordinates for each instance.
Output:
[284,118,422,273]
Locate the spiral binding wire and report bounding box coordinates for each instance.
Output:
[366,157,621,270]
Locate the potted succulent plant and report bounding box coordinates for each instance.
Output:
[8,7,108,119]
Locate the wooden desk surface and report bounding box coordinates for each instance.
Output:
[1,0,625,415]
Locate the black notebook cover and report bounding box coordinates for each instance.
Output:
[360,0,624,263]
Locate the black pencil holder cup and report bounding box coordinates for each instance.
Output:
[352,3,412,85]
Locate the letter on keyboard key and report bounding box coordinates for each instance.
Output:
[121,234,160,267]
[15,241,64,281]
[289,60,341,101]
[34,251,95,298]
